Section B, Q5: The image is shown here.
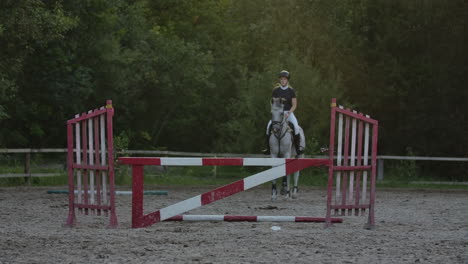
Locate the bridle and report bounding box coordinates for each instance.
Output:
[271,112,292,156]
[272,118,289,141]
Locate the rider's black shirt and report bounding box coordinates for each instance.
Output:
[272,87,296,111]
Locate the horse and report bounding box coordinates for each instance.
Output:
[268,98,306,201]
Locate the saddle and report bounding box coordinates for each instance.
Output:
[268,121,295,135]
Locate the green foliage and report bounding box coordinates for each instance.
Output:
[114,131,130,152]
[0,0,466,179]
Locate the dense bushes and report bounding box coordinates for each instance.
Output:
[0,0,466,164]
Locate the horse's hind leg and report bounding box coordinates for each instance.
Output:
[271,180,277,201]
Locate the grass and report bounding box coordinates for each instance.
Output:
[115,166,330,188]
[1,164,467,190]
[376,181,468,190]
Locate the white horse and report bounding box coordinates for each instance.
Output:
[269,98,306,200]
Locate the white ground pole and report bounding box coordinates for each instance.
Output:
[100,108,107,204]
[171,215,324,222]
[75,114,82,205]
[336,108,344,205]
[87,110,95,205]
[349,110,357,203]
[362,116,370,204]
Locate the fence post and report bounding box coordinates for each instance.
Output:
[25,151,31,185]
[377,158,384,182]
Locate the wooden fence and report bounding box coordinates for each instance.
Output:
[1,149,468,183]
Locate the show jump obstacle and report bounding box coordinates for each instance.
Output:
[66,98,378,229]
[65,100,117,227]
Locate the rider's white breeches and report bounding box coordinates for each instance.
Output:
[266,112,300,135]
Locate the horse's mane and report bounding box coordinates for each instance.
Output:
[271,98,284,110]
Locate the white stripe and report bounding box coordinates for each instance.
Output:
[362,123,370,203]
[336,113,343,203]
[243,158,285,166]
[100,111,107,204]
[349,111,357,202]
[160,158,203,166]
[257,216,295,222]
[88,110,95,204]
[159,195,202,221]
[243,165,286,190]
[75,114,82,204]
[183,215,224,221]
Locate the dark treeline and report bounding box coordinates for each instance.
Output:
[0,1,466,164]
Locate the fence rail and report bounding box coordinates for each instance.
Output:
[1,149,467,182]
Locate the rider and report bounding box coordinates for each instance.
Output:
[264,70,304,155]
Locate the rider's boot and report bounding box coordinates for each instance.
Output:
[294,133,304,155]
[262,134,270,155]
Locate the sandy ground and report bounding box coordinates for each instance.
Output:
[0,186,467,264]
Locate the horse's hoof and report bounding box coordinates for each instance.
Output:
[271,196,277,201]
[280,188,288,196]
[292,187,298,199]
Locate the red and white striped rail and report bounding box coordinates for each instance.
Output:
[118,157,328,169]
[119,157,329,228]
[166,215,343,223]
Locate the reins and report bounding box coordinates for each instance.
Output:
[272,116,292,156]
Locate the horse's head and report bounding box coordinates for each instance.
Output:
[271,97,285,124]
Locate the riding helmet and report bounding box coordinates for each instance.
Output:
[278,70,290,79]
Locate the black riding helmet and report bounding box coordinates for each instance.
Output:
[278,70,290,79]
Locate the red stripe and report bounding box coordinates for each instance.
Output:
[136,211,161,228]
[72,164,108,170]
[224,215,257,221]
[75,204,112,210]
[201,180,244,205]
[202,158,243,166]
[335,107,378,124]
[167,215,183,221]
[295,217,343,223]
[330,204,369,210]
[118,157,161,166]
[285,158,329,175]
[325,99,337,227]
[67,108,107,124]
[333,165,372,171]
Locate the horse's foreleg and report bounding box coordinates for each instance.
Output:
[280,175,290,198]
[292,153,303,199]
[271,180,277,201]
